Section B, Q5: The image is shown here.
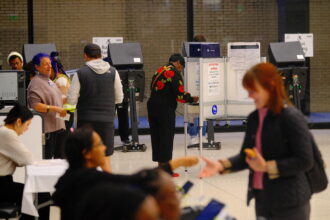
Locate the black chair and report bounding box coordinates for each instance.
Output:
[0,203,20,220]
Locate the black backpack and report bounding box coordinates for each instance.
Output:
[280,107,328,194]
[306,138,328,194]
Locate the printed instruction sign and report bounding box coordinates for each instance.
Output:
[285,33,313,57]
[195,62,200,92]
[207,62,221,96]
[228,42,261,100]
[92,37,123,58]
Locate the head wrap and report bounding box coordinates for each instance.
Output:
[7,51,24,65]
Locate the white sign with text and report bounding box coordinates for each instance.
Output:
[92,37,124,58]
[285,33,313,57]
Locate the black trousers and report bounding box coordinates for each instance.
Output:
[116,102,130,142]
[44,129,67,159]
[65,112,74,132]
[0,176,24,205]
[77,120,114,156]
[255,190,310,220]
[147,101,176,163]
[0,175,50,220]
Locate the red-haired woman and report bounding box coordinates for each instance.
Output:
[199,62,314,220]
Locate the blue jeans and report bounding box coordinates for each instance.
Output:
[188,118,207,136]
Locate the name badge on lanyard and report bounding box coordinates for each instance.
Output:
[48,80,55,86]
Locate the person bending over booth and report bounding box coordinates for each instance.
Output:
[147,53,198,171]
[52,127,198,220]
[199,62,314,220]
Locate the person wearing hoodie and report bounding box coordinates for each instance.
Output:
[67,43,123,173]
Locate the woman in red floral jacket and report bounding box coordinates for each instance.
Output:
[147,54,198,169]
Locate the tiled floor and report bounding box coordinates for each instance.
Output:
[112,129,330,220]
[28,129,330,220]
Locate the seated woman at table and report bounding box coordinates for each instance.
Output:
[0,104,49,220]
[0,103,33,204]
[52,126,198,220]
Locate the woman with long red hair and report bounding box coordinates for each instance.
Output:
[199,62,314,220]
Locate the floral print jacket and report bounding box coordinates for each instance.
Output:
[149,64,193,108]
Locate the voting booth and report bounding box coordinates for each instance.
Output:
[226,42,260,116]
[108,43,146,152]
[183,42,223,154]
[183,42,262,156]
[23,43,57,63]
[0,70,26,107]
[269,41,308,111]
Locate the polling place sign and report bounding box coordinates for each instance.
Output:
[92,37,123,58]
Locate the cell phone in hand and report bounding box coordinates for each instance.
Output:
[195,199,225,220]
[179,181,194,195]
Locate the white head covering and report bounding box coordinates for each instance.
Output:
[7,51,24,65]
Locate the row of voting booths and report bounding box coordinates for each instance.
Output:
[0,40,308,166]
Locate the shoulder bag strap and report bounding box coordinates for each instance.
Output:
[151,71,163,91]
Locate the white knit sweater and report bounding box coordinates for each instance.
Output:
[0,126,33,176]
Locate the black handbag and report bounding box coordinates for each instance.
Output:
[305,138,328,194]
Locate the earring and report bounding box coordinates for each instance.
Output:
[15,121,21,129]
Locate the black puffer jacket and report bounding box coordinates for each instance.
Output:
[228,106,313,211]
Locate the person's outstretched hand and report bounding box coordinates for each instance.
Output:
[180,156,199,167]
[198,157,224,178]
[169,156,199,170]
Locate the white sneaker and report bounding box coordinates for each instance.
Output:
[202,136,208,143]
[189,136,199,145]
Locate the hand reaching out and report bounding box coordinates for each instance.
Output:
[169,156,199,170]
[198,157,224,178]
[58,108,67,117]
[180,156,199,167]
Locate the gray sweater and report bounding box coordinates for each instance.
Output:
[27,73,65,133]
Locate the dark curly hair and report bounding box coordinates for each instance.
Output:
[64,127,94,169]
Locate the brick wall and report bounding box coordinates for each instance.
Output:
[0,0,329,115]
[0,0,28,69]
[309,0,330,112]
[31,0,187,117]
[194,0,278,57]
[33,0,129,70]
